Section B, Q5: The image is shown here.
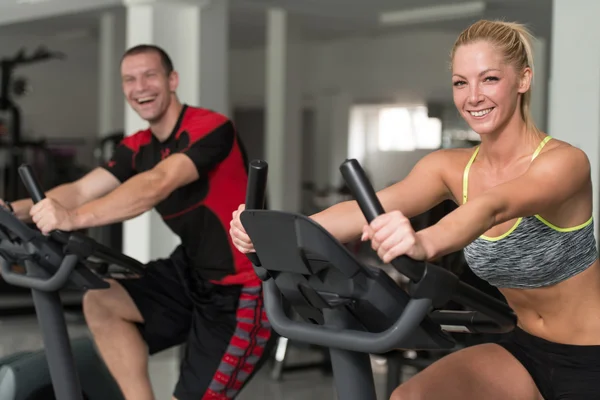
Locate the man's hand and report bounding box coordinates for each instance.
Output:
[30,198,77,235]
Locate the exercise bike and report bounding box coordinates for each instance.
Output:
[0,164,145,400]
[239,159,517,400]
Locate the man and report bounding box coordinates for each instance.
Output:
[8,44,271,400]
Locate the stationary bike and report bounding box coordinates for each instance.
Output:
[0,164,145,400]
[239,158,517,400]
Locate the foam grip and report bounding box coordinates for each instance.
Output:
[244,160,268,268]
[339,159,384,223]
[17,164,46,203]
[245,160,268,210]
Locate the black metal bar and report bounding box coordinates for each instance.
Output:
[339,159,424,282]
[31,287,84,400]
[244,160,268,269]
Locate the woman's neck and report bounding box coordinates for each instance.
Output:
[477,115,544,169]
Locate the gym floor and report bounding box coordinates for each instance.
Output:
[0,313,401,399]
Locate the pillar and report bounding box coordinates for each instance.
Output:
[548,0,600,240]
[98,11,117,138]
[313,93,333,192]
[530,37,547,132]
[121,0,229,264]
[313,90,353,192]
[264,8,303,212]
[329,92,352,189]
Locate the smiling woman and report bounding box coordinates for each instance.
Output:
[450,21,537,138]
[229,18,600,400]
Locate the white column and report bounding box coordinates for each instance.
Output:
[548,0,600,241]
[313,91,352,191]
[530,37,547,132]
[199,0,229,116]
[265,8,303,212]
[98,11,117,138]
[313,93,333,192]
[92,11,120,246]
[329,92,352,189]
[121,0,229,263]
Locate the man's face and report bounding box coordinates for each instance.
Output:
[121,52,178,123]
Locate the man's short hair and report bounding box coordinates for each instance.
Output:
[121,44,174,75]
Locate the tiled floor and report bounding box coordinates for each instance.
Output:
[0,312,405,400]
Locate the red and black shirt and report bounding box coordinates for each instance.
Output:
[102,105,257,286]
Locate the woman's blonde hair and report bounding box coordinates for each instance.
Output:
[451,20,538,132]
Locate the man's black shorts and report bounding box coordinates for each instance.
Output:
[116,247,272,400]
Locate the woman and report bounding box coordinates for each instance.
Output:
[230,20,600,399]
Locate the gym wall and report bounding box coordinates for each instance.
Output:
[0,33,100,167]
[2,21,459,188]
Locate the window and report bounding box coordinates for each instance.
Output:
[377,105,441,151]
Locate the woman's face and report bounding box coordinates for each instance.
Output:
[452,40,531,136]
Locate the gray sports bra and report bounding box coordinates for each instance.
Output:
[462,136,598,289]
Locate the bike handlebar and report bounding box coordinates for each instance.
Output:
[0,164,145,291]
[339,158,516,331]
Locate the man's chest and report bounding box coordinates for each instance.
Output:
[134,135,189,172]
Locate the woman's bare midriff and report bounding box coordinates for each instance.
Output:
[500,259,600,345]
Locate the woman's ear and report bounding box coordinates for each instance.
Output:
[518,66,532,94]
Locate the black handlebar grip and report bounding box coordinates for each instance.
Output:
[244,160,268,270]
[340,158,425,282]
[17,164,46,203]
[339,159,384,223]
[17,164,71,243]
[245,160,268,210]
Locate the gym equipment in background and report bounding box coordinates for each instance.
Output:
[239,158,516,400]
[0,164,145,400]
[0,47,65,200]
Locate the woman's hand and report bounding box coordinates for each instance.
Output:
[229,204,255,254]
[361,210,429,263]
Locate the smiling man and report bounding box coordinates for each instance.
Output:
[8,44,271,400]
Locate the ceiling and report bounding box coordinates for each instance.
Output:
[0,0,553,49]
[229,0,553,47]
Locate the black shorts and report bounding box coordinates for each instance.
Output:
[498,326,600,400]
[117,248,272,400]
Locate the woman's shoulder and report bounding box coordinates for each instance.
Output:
[535,137,589,168]
[527,137,591,194]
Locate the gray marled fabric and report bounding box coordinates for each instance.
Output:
[463,215,597,289]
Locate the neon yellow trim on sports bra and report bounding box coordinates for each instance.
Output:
[462,146,479,205]
[462,136,559,240]
[535,214,594,232]
[462,135,553,204]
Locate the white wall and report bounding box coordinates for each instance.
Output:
[1,21,460,190]
[231,30,460,188]
[0,34,98,161]
[0,17,127,169]
[231,30,458,107]
[548,0,600,239]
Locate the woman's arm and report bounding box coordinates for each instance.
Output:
[309,149,455,243]
[230,149,458,253]
[418,145,591,260]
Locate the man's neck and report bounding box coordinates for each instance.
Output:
[150,100,184,142]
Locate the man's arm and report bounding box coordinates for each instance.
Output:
[11,167,121,222]
[417,145,591,260]
[70,116,236,229]
[70,154,199,229]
